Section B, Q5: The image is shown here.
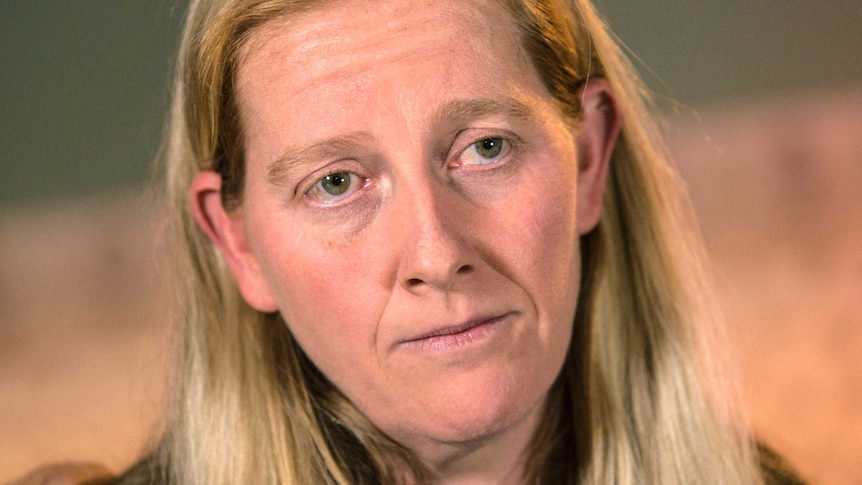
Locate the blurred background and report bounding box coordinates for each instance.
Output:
[1,1,859,483]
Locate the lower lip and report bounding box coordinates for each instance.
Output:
[401,314,510,352]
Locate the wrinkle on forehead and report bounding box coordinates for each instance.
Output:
[232,0,552,173]
[236,0,526,102]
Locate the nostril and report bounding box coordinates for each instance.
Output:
[404,264,472,290]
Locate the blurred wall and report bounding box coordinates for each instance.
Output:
[0,1,185,206]
[601,0,862,104]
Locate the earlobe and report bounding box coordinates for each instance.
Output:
[575,79,621,236]
[189,172,279,313]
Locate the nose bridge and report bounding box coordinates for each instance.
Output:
[395,172,472,291]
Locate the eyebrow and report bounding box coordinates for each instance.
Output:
[431,97,535,130]
[266,96,536,187]
[267,132,374,187]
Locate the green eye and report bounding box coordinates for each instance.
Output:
[321,172,351,196]
[307,171,362,203]
[458,137,510,167]
[475,137,504,158]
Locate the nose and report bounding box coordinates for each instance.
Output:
[394,179,474,293]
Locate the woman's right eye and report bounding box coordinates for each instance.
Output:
[305,171,363,204]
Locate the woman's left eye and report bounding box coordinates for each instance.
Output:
[456,137,511,167]
[306,171,363,204]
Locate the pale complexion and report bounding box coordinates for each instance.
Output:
[192,0,620,483]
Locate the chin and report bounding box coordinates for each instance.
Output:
[396,366,549,449]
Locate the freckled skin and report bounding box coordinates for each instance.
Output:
[199,0,613,480]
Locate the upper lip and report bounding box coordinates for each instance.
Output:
[401,312,512,343]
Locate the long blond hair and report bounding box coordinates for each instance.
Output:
[151,0,762,483]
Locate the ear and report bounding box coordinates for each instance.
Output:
[575,79,621,236]
[189,171,278,313]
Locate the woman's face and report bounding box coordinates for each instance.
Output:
[194,0,616,465]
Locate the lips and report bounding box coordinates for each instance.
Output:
[400,312,513,351]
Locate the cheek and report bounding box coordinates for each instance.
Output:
[249,216,391,380]
[462,156,581,381]
[527,198,581,348]
[484,171,581,395]
[508,162,581,314]
[523,179,581,386]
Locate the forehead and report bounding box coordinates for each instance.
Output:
[231,0,557,173]
[235,0,531,100]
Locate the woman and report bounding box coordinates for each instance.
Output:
[13,0,806,484]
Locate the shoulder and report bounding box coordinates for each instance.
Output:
[6,455,166,485]
[758,443,809,485]
[109,455,166,485]
[5,463,114,485]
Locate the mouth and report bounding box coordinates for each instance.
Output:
[400,312,514,352]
